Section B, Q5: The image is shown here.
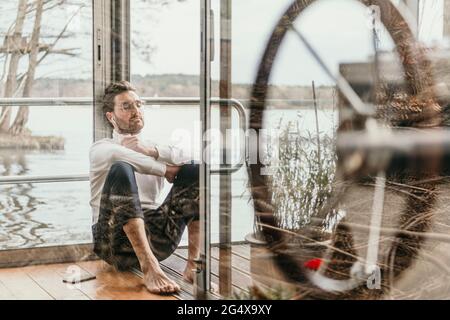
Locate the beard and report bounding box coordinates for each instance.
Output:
[117,116,145,135]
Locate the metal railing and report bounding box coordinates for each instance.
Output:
[0,174,90,185]
[0,97,247,185]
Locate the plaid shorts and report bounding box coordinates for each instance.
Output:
[92,161,199,271]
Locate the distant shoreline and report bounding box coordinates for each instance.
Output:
[0,74,337,104]
[0,133,65,150]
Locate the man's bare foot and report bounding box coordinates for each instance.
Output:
[183,261,196,283]
[144,270,180,294]
[183,263,218,293]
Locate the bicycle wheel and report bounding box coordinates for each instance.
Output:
[248,0,442,299]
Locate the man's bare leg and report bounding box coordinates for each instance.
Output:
[123,218,180,294]
[183,220,200,283]
[183,220,219,293]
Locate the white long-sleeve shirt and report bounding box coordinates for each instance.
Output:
[89,130,190,225]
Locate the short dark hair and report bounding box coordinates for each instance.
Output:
[102,81,136,127]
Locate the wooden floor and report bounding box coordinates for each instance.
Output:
[164,244,253,295]
[9,240,450,300]
[0,260,177,300]
[0,244,252,300]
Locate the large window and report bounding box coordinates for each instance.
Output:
[0,1,92,250]
[0,0,444,281]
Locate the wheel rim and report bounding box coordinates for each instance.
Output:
[247,0,441,298]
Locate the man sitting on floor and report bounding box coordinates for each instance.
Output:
[89,81,200,294]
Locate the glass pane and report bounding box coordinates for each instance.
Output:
[210,0,302,297]
[130,0,201,247]
[129,0,202,296]
[0,0,93,249]
[419,0,444,44]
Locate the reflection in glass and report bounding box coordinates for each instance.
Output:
[0,0,92,249]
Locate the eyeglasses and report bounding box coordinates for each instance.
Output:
[118,100,144,112]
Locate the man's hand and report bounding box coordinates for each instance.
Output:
[121,136,159,158]
[165,165,182,183]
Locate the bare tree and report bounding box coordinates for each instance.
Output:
[0,0,27,133]
[0,0,81,136]
[9,0,43,135]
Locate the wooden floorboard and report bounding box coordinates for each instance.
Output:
[0,280,15,300]
[162,254,187,275]
[175,247,251,274]
[211,247,251,276]
[26,263,89,300]
[232,244,251,258]
[173,248,252,294]
[0,267,54,300]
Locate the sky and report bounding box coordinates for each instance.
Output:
[0,0,446,86]
[129,0,445,85]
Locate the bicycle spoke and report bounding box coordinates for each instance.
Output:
[370,5,382,104]
[366,172,386,274]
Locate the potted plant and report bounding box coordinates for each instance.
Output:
[246,116,337,289]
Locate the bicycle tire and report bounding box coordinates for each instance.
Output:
[248,0,442,299]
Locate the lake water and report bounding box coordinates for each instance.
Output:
[0,104,335,250]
